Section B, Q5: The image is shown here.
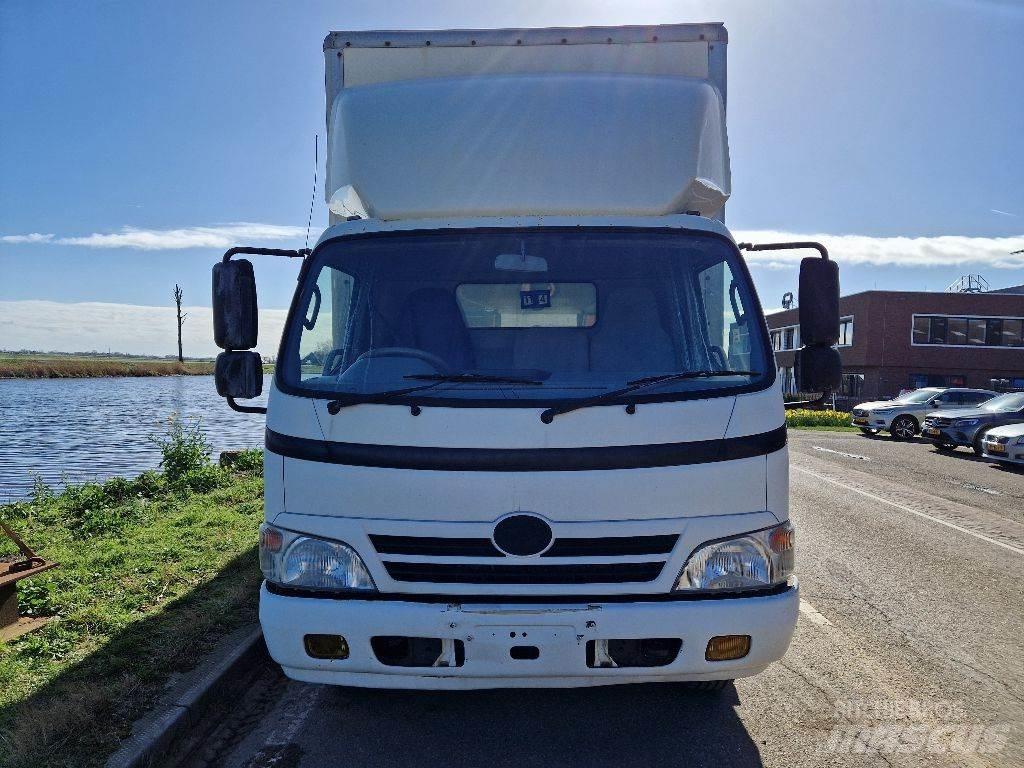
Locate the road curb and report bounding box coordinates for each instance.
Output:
[106,625,265,768]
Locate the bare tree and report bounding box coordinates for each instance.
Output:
[173,284,187,363]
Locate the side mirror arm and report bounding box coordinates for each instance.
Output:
[227,396,268,415]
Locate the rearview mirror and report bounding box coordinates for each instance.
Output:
[495,253,548,272]
[215,351,263,400]
[798,256,840,346]
[213,259,258,349]
[795,345,841,393]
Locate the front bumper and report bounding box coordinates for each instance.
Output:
[921,426,978,446]
[852,413,893,429]
[983,440,1024,464]
[260,581,799,689]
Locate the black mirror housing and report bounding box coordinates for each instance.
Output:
[213,259,258,349]
[215,351,263,399]
[798,256,840,346]
[795,345,841,393]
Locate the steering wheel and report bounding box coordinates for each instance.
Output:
[352,347,452,374]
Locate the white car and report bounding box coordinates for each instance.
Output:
[850,387,997,440]
[981,422,1024,467]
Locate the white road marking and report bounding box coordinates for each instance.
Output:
[794,466,1024,556]
[953,481,1001,497]
[798,599,832,626]
[812,446,871,461]
[258,684,322,749]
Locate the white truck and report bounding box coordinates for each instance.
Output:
[212,23,842,690]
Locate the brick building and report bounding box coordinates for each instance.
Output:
[766,287,1024,405]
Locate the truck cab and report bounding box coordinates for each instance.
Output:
[212,24,840,689]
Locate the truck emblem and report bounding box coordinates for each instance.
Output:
[492,515,553,557]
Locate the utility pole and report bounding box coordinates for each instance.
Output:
[173,284,187,363]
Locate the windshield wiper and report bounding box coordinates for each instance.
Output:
[327,373,542,414]
[540,370,760,423]
[404,373,543,385]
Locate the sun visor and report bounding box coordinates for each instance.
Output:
[326,74,729,220]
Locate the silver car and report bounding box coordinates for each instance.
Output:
[981,422,1024,467]
[850,387,997,440]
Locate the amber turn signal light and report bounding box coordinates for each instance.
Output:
[304,634,350,659]
[705,634,751,661]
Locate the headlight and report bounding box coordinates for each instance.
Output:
[674,521,794,592]
[259,524,376,592]
[953,418,980,427]
[1015,436,1024,445]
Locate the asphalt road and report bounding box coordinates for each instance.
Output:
[187,431,1024,768]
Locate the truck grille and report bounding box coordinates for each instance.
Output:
[382,561,665,585]
[371,532,677,585]
[924,416,951,429]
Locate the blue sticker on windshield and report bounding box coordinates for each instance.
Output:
[520,289,551,310]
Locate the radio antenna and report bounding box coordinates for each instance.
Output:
[304,134,319,250]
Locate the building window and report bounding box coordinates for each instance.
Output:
[912,314,1024,348]
[770,316,851,351]
[770,325,799,351]
[779,365,797,394]
[838,316,854,347]
[909,373,966,388]
[840,372,864,398]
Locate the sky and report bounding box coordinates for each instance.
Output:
[1,0,1022,357]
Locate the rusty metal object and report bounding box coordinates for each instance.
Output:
[0,521,58,643]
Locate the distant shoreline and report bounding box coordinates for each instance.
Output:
[0,356,215,379]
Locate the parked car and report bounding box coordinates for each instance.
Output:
[850,387,997,440]
[922,392,1024,455]
[981,423,1024,467]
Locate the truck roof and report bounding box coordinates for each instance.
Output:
[324,23,727,50]
[323,23,730,223]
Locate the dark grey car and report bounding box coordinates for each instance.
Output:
[922,392,1024,455]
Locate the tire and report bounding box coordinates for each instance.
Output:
[681,680,733,692]
[890,415,919,440]
[859,427,880,435]
[972,429,989,457]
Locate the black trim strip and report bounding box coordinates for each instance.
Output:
[369,533,679,558]
[265,425,786,473]
[383,560,665,585]
[265,580,795,604]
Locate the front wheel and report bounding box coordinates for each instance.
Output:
[890,415,918,440]
[972,429,990,457]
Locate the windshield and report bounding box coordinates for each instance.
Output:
[981,393,1024,412]
[895,389,942,404]
[278,229,770,405]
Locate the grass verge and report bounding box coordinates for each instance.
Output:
[0,420,264,768]
[0,356,214,378]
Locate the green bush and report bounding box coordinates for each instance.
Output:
[786,408,852,428]
[223,448,263,475]
[152,415,213,487]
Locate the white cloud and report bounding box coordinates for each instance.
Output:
[1,233,54,244]
[54,222,306,250]
[734,230,1024,269]
[0,301,287,358]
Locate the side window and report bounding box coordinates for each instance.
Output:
[297,267,355,379]
[697,261,751,370]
